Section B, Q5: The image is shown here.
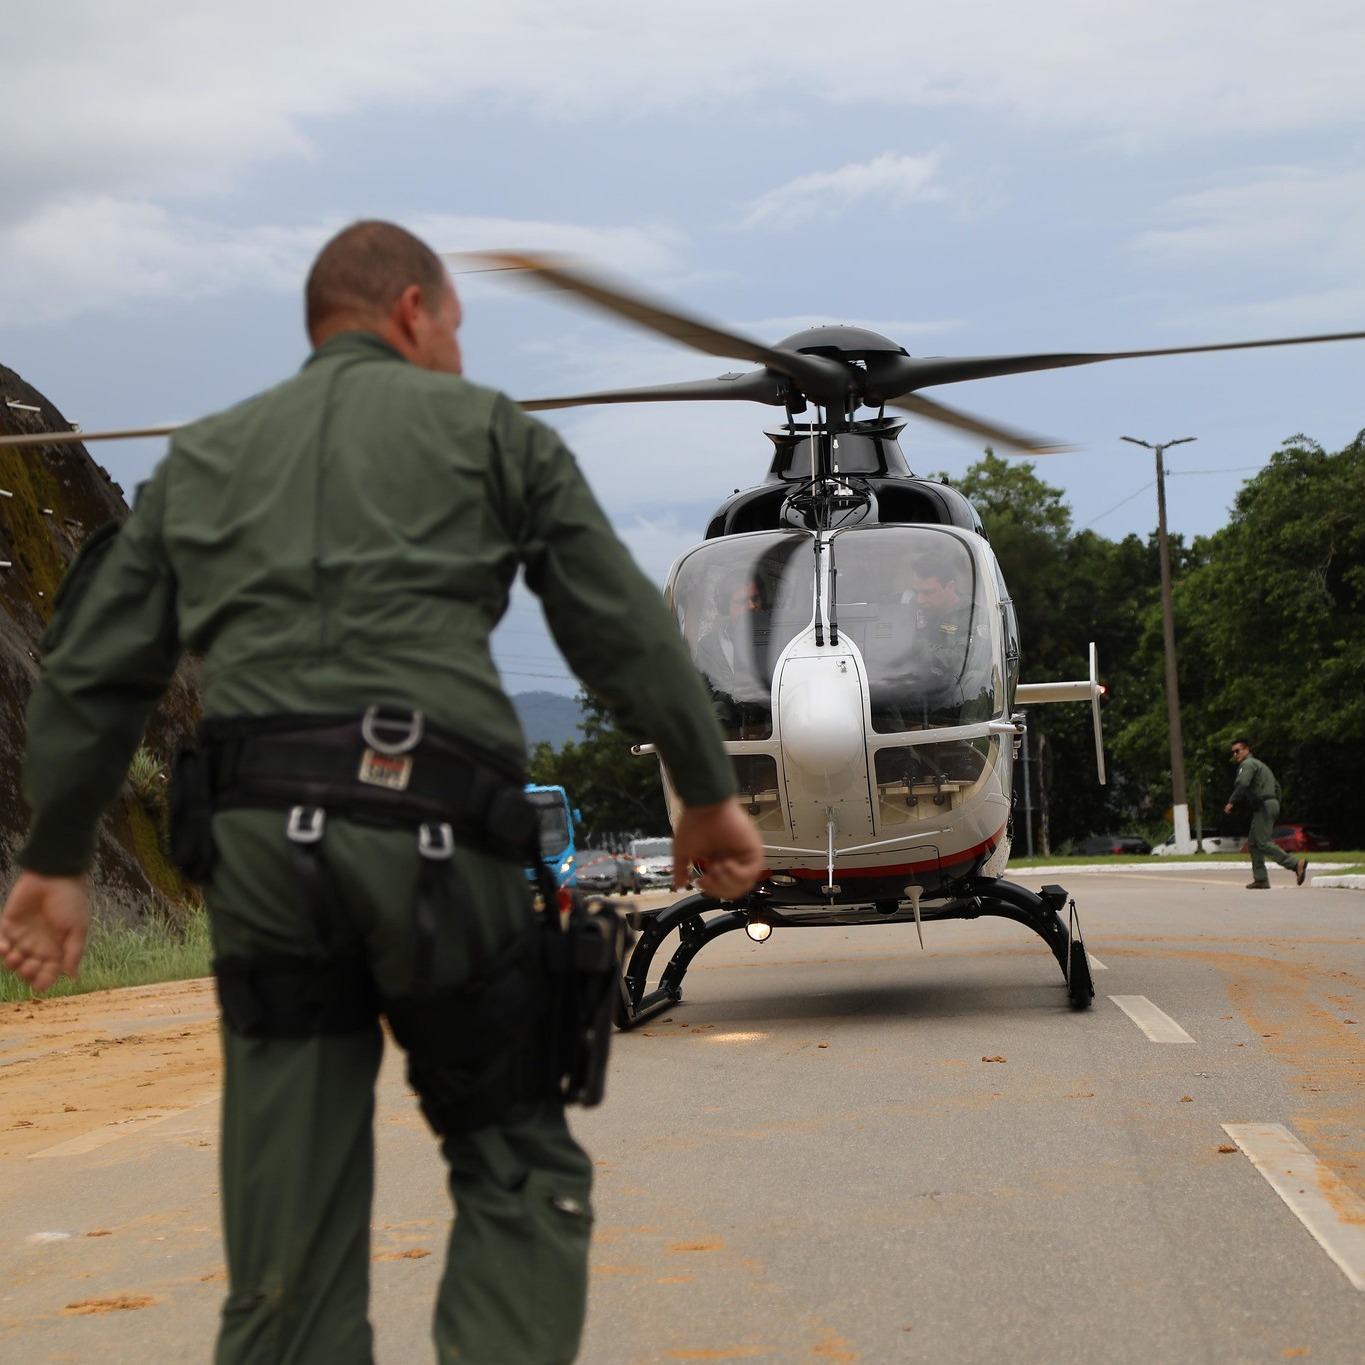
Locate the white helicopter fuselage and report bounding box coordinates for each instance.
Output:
[655,521,1030,923]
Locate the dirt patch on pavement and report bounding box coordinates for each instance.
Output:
[1113,942,1365,1202]
[0,978,220,1161]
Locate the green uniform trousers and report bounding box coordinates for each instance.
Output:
[206,809,594,1365]
[1248,798,1297,884]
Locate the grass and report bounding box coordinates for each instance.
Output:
[0,901,212,1004]
[1011,849,1365,871]
[126,745,169,808]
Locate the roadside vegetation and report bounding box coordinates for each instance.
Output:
[0,900,211,1004]
[1011,849,1365,869]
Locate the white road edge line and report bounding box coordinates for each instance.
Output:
[1087,953,1107,971]
[28,1092,218,1159]
[1223,1123,1365,1291]
[1108,994,1195,1043]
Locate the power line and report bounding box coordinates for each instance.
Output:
[1169,465,1262,476]
[1083,479,1154,529]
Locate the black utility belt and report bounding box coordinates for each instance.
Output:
[169,706,539,876]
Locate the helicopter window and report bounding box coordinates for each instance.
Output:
[666,532,815,742]
[731,753,785,833]
[829,526,999,732]
[872,738,1000,829]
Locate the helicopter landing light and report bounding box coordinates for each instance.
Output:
[770,873,797,885]
[745,920,773,943]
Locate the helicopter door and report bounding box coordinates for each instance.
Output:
[665,530,816,743]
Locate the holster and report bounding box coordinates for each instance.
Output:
[384,933,547,1135]
[543,892,628,1109]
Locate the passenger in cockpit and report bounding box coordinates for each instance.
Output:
[696,570,768,695]
[696,569,772,737]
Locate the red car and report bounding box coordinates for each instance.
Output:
[1239,823,1336,855]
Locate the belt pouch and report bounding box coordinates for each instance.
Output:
[168,747,217,881]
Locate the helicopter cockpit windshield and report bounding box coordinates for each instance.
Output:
[829,526,1000,733]
[666,531,815,741]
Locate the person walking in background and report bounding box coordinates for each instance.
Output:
[1224,738,1307,890]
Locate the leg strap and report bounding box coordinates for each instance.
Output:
[384,934,547,1136]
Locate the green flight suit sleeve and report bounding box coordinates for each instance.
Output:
[1228,757,1257,808]
[489,398,735,809]
[19,467,183,875]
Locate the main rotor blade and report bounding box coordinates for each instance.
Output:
[456,249,848,402]
[888,393,1070,455]
[0,423,180,449]
[519,370,787,412]
[883,329,1365,391]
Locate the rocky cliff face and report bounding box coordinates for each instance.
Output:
[1,364,201,925]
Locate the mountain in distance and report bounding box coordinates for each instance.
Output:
[512,689,584,750]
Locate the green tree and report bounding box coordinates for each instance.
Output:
[949,452,1165,846]
[526,691,669,839]
[1119,432,1365,843]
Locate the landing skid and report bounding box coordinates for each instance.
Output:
[615,879,1093,1030]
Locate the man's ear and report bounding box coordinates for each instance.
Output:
[388,284,426,348]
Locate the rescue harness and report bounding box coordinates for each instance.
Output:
[170,705,624,1131]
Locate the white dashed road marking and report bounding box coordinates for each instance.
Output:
[1108,995,1195,1043]
[1222,1123,1365,1291]
[1086,953,1107,971]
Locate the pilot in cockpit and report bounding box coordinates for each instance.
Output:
[907,552,973,683]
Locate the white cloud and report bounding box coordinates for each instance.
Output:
[0,201,684,326]
[4,3,1365,324]
[740,154,947,231]
[5,2,1365,217]
[1123,166,1365,330]
[1129,167,1365,273]
[0,197,322,325]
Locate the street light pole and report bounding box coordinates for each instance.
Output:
[1121,435,1197,853]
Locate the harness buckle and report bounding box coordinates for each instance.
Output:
[285,805,326,844]
[361,705,425,755]
[418,821,455,861]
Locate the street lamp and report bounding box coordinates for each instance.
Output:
[1121,435,1197,853]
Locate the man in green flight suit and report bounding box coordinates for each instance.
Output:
[1223,737,1307,890]
[0,221,765,1364]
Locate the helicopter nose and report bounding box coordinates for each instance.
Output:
[777,652,867,798]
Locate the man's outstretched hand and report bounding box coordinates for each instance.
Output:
[0,872,90,993]
[670,798,765,901]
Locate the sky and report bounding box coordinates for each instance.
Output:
[3,1,1363,694]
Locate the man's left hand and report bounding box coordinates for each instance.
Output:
[0,872,90,993]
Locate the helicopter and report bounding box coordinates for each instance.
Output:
[456,251,1365,1029]
[5,255,1364,1027]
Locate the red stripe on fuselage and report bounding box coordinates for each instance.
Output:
[773,823,1006,880]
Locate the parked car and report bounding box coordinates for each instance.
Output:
[1239,823,1336,855]
[575,848,632,895]
[1073,834,1153,857]
[1152,834,1241,855]
[628,836,674,890]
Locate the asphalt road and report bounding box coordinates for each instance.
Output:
[3,865,1364,1363]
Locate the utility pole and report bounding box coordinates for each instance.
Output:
[1121,435,1197,852]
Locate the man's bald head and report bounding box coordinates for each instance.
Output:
[305,220,463,373]
[305,220,449,337]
